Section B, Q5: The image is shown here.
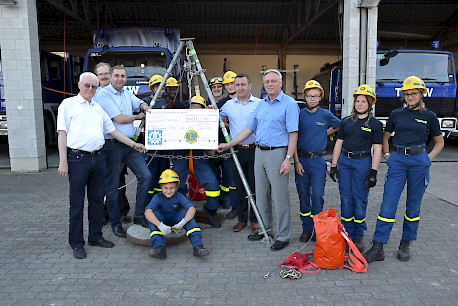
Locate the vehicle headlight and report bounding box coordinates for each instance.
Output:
[441,119,456,129]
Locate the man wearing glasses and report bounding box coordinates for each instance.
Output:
[57,72,147,259]
[97,65,152,238]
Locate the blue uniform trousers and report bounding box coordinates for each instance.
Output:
[338,154,372,240]
[67,150,106,249]
[172,158,220,211]
[295,157,327,232]
[208,157,237,209]
[373,151,430,244]
[148,211,203,248]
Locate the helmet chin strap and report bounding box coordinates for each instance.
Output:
[407,101,420,110]
[355,108,369,115]
[306,103,319,110]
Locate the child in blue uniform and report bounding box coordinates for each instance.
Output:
[145,169,210,259]
[330,85,383,252]
[364,76,444,263]
[294,80,340,242]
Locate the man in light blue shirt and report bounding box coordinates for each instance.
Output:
[218,69,299,251]
[220,73,261,233]
[97,65,152,238]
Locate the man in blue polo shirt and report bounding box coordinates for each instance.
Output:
[218,69,299,251]
[97,65,152,238]
[219,73,261,233]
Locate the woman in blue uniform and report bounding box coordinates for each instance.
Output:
[330,84,383,252]
[294,80,340,242]
[364,76,444,263]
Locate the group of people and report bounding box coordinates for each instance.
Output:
[58,64,444,263]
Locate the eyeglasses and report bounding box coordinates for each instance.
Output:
[305,95,321,99]
[83,83,98,90]
[403,92,422,98]
[212,85,222,89]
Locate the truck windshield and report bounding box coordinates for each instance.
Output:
[86,50,167,80]
[376,52,454,83]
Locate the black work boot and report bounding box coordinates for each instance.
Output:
[363,241,384,263]
[149,246,166,259]
[397,239,411,262]
[193,245,210,257]
[204,207,221,228]
[353,238,365,253]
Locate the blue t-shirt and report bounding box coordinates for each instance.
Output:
[337,116,383,152]
[145,192,194,219]
[297,107,340,152]
[385,107,442,146]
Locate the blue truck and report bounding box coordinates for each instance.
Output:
[82,27,181,100]
[0,51,82,145]
[313,49,458,140]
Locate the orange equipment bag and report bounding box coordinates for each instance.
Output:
[313,208,368,272]
[313,208,346,269]
[187,174,206,201]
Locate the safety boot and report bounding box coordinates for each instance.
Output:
[149,246,166,259]
[204,208,221,228]
[397,239,411,262]
[363,241,384,263]
[193,245,210,257]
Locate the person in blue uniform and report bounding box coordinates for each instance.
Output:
[294,80,340,243]
[364,76,444,263]
[142,74,170,200]
[145,169,209,259]
[171,96,221,228]
[330,84,383,252]
[209,72,238,218]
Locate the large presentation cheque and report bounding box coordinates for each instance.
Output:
[144,109,219,150]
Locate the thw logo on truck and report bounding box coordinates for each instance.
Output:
[125,86,140,95]
[395,87,434,97]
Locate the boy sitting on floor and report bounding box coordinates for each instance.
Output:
[145,169,210,259]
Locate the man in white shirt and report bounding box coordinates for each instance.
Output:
[57,72,146,259]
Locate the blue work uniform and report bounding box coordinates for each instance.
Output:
[205,95,237,210]
[142,95,170,199]
[372,107,441,244]
[337,116,383,240]
[146,192,203,248]
[295,107,340,233]
[172,149,221,212]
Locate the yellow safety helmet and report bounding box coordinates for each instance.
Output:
[148,74,163,89]
[302,80,324,98]
[222,71,237,84]
[159,169,180,184]
[165,77,179,87]
[208,76,223,86]
[400,76,427,94]
[190,95,207,108]
[353,84,377,104]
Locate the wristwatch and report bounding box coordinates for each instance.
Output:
[286,155,293,161]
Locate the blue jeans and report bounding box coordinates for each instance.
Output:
[104,140,152,227]
[67,150,106,249]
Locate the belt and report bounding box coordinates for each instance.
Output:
[68,148,101,156]
[392,145,427,155]
[236,144,256,149]
[342,150,371,159]
[298,151,323,159]
[257,145,287,151]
